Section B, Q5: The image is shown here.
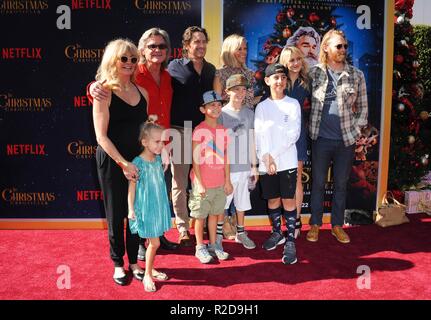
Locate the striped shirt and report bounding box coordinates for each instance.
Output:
[308,63,368,146]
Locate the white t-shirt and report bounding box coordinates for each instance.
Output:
[254,95,301,173]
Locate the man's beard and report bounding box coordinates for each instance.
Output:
[305,56,318,67]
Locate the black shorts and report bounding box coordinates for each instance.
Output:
[259,168,297,200]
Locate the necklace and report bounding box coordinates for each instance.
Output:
[120,82,131,92]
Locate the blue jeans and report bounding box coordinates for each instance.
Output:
[310,137,355,227]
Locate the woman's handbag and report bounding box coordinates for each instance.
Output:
[418,198,431,215]
[375,191,409,227]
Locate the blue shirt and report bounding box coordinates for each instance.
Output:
[286,79,310,161]
[317,69,343,140]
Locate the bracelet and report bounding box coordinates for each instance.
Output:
[116,160,128,170]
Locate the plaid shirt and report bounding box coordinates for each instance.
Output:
[308,63,368,146]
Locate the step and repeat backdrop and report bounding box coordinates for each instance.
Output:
[1,0,387,225]
[0,0,201,220]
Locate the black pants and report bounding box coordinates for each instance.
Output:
[96,147,139,267]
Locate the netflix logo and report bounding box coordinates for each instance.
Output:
[7,144,46,155]
[77,190,103,201]
[71,0,111,10]
[74,96,92,108]
[2,48,42,59]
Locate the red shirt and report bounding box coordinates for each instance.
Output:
[86,63,173,129]
[135,63,172,129]
[190,122,230,189]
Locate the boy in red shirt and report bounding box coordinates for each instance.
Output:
[189,91,233,264]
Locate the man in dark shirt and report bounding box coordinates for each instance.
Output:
[167,26,216,246]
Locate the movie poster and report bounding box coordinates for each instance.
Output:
[224,0,385,216]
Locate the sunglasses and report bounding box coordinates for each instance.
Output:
[120,56,138,64]
[335,44,348,50]
[147,44,168,50]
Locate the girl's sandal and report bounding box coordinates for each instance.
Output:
[152,271,168,281]
[143,276,156,292]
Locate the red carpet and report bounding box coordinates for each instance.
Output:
[1,214,430,300]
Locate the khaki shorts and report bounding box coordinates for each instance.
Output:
[189,186,226,219]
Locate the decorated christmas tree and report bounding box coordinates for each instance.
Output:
[389,0,430,193]
[253,5,342,97]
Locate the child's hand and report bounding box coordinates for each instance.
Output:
[128,210,136,220]
[224,181,233,195]
[251,167,259,183]
[268,161,277,175]
[197,183,206,197]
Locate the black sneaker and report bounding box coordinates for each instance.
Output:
[138,244,146,261]
[262,232,285,251]
[282,241,297,265]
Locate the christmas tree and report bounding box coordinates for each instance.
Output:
[389,0,430,193]
[253,5,342,98]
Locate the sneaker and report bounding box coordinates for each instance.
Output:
[207,243,230,260]
[282,241,297,265]
[137,243,146,261]
[235,232,256,249]
[262,231,285,251]
[195,244,214,264]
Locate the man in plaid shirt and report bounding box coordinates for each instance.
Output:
[306,29,368,244]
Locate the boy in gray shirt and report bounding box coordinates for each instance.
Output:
[218,74,259,249]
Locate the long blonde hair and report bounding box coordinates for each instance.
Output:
[279,46,309,91]
[220,34,247,68]
[319,29,346,66]
[95,38,138,91]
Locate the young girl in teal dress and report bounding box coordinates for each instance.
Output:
[128,120,171,292]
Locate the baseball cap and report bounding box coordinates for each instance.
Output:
[226,74,250,90]
[265,63,287,77]
[201,90,224,106]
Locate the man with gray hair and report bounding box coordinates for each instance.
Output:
[285,26,321,67]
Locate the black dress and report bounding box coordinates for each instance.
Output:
[96,86,148,267]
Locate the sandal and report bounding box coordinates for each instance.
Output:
[143,276,156,292]
[152,271,168,281]
[294,217,302,239]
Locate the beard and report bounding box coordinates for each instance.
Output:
[305,56,318,67]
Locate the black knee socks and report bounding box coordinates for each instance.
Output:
[268,207,282,234]
[283,209,297,242]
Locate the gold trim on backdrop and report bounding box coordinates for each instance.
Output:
[377,0,395,209]
[202,0,222,68]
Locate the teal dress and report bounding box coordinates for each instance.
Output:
[129,155,172,238]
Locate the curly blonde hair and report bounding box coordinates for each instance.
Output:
[95,38,138,91]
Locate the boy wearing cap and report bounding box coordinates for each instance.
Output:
[188,90,233,264]
[254,63,301,264]
[218,74,259,250]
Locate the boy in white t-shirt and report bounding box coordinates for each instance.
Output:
[254,63,301,264]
